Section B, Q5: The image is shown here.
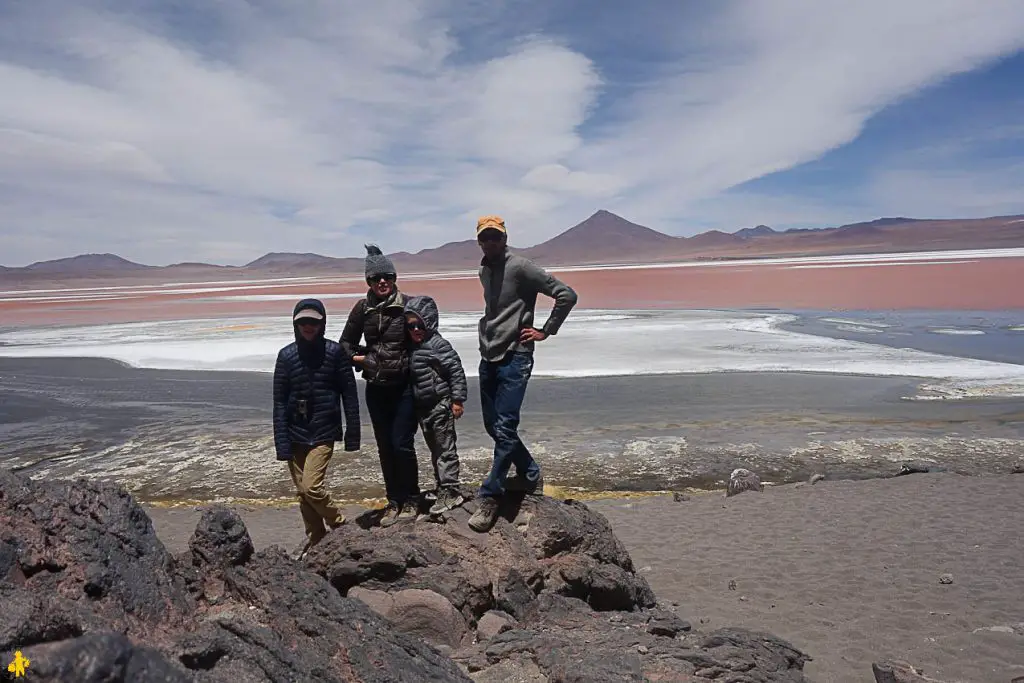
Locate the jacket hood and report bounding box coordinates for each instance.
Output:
[292,298,327,341]
[404,295,439,335]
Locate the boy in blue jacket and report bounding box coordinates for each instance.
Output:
[273,298,360,555]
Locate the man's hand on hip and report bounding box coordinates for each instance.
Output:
[519,327,548,344]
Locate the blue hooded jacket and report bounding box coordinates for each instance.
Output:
[272,298,360,459]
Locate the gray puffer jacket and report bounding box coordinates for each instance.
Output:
[405,295,467,408]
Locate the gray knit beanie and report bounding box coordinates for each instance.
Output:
[364,244,397,280]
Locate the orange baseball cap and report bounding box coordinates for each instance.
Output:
[476,215,506,235]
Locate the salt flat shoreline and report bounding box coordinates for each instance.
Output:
[4,355,1024,504]
[145,472,1024,683]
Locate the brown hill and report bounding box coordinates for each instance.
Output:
[21,253,152,276]
[680,229,745,252]
[245,252,363,273]
[734,225,777,239]
[3,212,1024,283]
[704,215,1024,259]
[391,239,491,273]
[522,210,680,265]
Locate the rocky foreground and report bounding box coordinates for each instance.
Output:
[1,469,812,682]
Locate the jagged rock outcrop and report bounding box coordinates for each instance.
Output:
[0,469,470,682]
[305,490,656,624]
[1,470,813,682]
[304,489,812,681]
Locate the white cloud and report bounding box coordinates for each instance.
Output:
[575,0,1024,229]
[0,0,1023,265]
[429,41,600,167]
[867,164,1024,218]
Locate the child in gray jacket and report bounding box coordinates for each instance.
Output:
[404,295,467,515]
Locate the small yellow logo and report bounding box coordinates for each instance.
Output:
[7,650,30,678]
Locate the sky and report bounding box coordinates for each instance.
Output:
[1,0,1023,267]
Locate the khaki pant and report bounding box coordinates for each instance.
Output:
[287,442,343,546]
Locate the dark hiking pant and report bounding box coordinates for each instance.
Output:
[365,381,420,506]
[418,398,460,490]
[478,351,541,498]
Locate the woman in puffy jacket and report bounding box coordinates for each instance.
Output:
[339,245,419,527]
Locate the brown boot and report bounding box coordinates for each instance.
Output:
[378,503,401,528]
[468,496,500,533]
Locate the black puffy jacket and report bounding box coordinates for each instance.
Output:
[273,298,361,460]
[405,295,468,408]
[339,287,411,386]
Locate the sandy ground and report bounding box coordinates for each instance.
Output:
[3,255,1024,327]
[146,473,1024,683]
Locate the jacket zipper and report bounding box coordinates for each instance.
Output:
[375,307,383,384]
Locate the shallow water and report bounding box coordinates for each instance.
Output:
[2,357,1022,504]
[782,309,1024,366]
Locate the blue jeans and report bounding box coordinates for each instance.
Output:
[478,352,541,498]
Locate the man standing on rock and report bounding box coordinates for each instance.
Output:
[273,298,360,557]
[468,215,578,533]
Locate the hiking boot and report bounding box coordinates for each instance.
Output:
[378,503,401,528]
[468,496,500,533]
[423,489,438,503]
[505,473,544,495]
[429,487,465,516]
[396,499,419,523]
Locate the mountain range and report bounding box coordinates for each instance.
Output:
[4,210,1024,281]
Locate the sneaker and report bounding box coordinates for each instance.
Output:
[468,496,500,533]
[378,503,401,528]
[429,487,465,516]
[505,473,544,495]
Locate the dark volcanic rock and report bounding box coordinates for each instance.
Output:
[727,468,764,497]
[176,522,472,681]
[1,469,471,683]
[897,460,949,476]
[305,493,810,682]
[545,554,656,612]
[2,469,812,682]
[646,609,692,637]
[0,469,193,640]
[465,604,810,682]
[19,632,192,683]
[306,493,655,621]
[188,505,254,567]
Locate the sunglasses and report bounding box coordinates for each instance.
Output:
[296,319,321,327]
[368,274,396,284]
[477,232,503,243]
[405,321,426,331]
